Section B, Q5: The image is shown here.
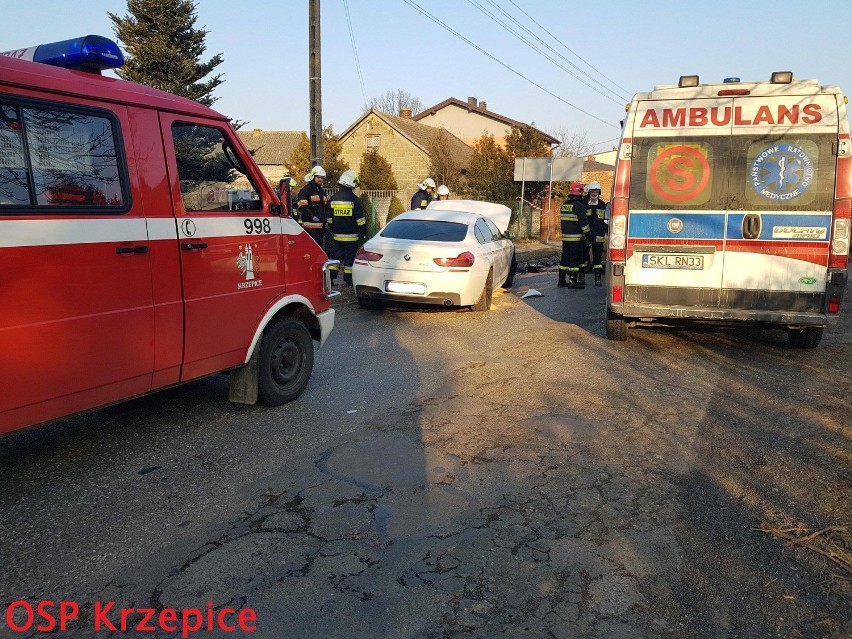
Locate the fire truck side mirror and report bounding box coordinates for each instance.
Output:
[278,179,291,216]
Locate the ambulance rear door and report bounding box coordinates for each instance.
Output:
[719,94,838,314]
[624,98,734,309]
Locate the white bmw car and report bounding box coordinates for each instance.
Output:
[352,200,517,311]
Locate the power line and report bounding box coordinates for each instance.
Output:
[401,0,619,129]
[506,0,632,98]
[475,0,629,103]
[342,0,368,105]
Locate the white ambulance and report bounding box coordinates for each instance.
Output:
[606,72,850,347]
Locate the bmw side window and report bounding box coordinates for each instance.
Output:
[483,218,502,241]
[172,124,261,212]
[0,101,125,210]
[474,219,490,244]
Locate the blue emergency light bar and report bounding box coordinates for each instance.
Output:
[0,35,124,73]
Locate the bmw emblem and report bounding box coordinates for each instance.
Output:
[667,218,684,234]
[403,254,411,261]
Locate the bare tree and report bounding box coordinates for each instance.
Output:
[547,127,594,158]
[362,90,424,117]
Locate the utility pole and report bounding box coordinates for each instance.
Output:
[309,0,323,167]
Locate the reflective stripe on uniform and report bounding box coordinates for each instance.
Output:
[560,214,578,221]
[356,218,366,226]
[562,234,585,241]
[343,267,352,274]
[328,264,339,271]
[302,222,323,229]
[333,234,360,241]
[595,236,606,242]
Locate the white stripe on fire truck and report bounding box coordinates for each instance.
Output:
[0,215,306,248]
[0,218,149,248]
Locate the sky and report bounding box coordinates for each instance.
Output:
[5,0,852,154]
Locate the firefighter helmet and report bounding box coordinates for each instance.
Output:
[586,181,602,193]
[437,184,450,197]
[309,165,327,179]
[569,181,584,196]
[421,177,436,189]
[338,170,359,188]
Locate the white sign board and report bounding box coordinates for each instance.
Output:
[514,157,583,182]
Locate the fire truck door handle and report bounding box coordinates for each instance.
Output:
[115,245,149,254]
[180,242,208,250]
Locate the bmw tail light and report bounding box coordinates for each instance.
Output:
[355,247,383,262]
[434,251,475,268]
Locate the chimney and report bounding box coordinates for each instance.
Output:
[400,108,412,119]
[478,101,487,110]
[467,96,477,107]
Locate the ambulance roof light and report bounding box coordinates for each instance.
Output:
[0,35,124,74]
[678,75,699,88]
[723,77,741,83]
[771,71,793,84]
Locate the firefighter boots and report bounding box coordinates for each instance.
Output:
[558,270,569,287]
[594,271,602,287]
[567,272,583,289]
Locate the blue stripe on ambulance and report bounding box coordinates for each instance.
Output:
[627,212,726,240]
[725,213,832,241]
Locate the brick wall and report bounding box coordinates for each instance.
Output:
[340,114,431,207]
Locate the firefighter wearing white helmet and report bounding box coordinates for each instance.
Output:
[436,184,450,200]
[411,177,436,210]
[583,180,608,286]
[327,170,366,286]
[296,164,329,248]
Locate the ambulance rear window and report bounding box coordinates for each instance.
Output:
[629,134,835,212]
[0,101,125,210]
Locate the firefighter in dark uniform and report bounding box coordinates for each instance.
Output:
[296,165,328,248]
[558,181,593,289]
[584,181,608,287]
[327,170,367,286]
[410,177,436,210]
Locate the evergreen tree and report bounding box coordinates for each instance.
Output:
[109,0,223,107]
[358,151,398,191]
[467,133,515,201]
[288,127,349,187]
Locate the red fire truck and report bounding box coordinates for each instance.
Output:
[0,36,338,435]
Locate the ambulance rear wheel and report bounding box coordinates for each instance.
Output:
[258,317,314,405]
[606,311,627,341]
[787,326,823,349]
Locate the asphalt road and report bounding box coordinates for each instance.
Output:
[1,272,850,639]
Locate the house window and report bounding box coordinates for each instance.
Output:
[366,134,380,153]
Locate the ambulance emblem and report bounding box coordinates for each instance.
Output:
[749,143,815,202]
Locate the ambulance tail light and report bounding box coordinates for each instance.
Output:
[829,208,850,268]
[828,295,842,314]
[1,36,124,73]
[611,285,623,304]
[609,199,628,262]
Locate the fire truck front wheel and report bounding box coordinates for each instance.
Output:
[258,317,315,405]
